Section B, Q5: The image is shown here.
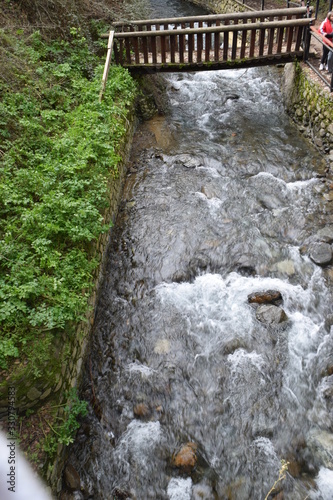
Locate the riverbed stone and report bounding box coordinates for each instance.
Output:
[314,226,333,243]
[172,442,198,470]
[201,185,218,199]
[255,304,288,325]
[248,290,282,305]
[64,464,81,491]
[307,430,333,469]
[309,242,332,265]
[323,192,333,201]
[133,403,151,419]
[177,154,201,168]
[274,259,295,276]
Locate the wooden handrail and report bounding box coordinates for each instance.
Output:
[310,26,333,48]
[107,7,307,29]
[111,18,311,39]
[99,30,115,103]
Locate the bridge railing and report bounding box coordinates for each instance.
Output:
[110,7,308,34]
[105,8,310,71]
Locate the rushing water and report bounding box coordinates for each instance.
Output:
[67,1,333,499]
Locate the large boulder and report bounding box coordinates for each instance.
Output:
[248,290,282,305]
[309,243,332,266]
[255,304,288,325]
[172,442,197,471]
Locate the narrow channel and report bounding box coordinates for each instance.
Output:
[67,1,333,498]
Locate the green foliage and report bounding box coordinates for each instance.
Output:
[43,388,88,457]
[0,27,137,371]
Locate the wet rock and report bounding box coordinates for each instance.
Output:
[192,481,214,499]
[324,314,333,333]
[248,290,282,305]
[309,242,332,266]
[287,458,301,478]
[271,492,284,500]
[154,338,171,354]
[112,488,132,499]
[172,442,198,471]
[274,260,295,276]
[64,464,81,491]
[236,255,257,276]
[307,429,333,469]
[256,304,288,325]
[222,338,248,355]
[324,191,333,201]
[314,226,333,243]
[226,93,240,100]
[133,402,151,419]
[176,154,201,168]
[201,185,218,199]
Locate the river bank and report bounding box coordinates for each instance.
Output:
[63,1,333,497]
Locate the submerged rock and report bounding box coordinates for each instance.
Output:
[176,154,201,168]
[172,442,198,471]
[307,429,333,469]
[133,403,151,419]
[64,463,81,491]
[255,304,288,325]
[314,226,333,243]
[201,185,218,199]
[309,243,332,266]
[248,290,282,305]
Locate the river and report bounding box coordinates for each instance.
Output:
[65,1,333,499]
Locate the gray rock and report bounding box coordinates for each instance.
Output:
[256,304,288,325]
[64,464,81,491]
[177,154,201,168]
[309,242,332,265]
[307,429,333,469]
[201,185,218,199]
[248,290,282,305]
[315,226,333,243]
[27,387,42,401]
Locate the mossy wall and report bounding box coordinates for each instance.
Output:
[282,62,333,161]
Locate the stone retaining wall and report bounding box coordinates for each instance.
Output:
[282,62,333,164]
[47,109,137,494]
[190,0,252,14]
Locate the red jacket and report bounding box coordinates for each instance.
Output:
[320,17,333,37]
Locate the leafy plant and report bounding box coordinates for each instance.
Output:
[43,388,88,457]
[0,27,137,372]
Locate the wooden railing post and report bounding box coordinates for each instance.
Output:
[99,30,114,103]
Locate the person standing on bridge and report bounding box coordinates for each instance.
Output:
[319,11,333,71]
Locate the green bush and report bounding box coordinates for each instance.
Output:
[0,27,137,371]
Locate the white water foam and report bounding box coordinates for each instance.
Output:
[114,421,163,470]
[127,361,157,377]
[310,467,333,499]
[167,477,192,500]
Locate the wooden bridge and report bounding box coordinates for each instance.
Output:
[100,7,312,98]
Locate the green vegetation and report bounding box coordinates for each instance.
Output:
[43,388,88,458]
[0,26,137,373]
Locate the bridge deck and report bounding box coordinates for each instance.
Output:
[99,8,312,97]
